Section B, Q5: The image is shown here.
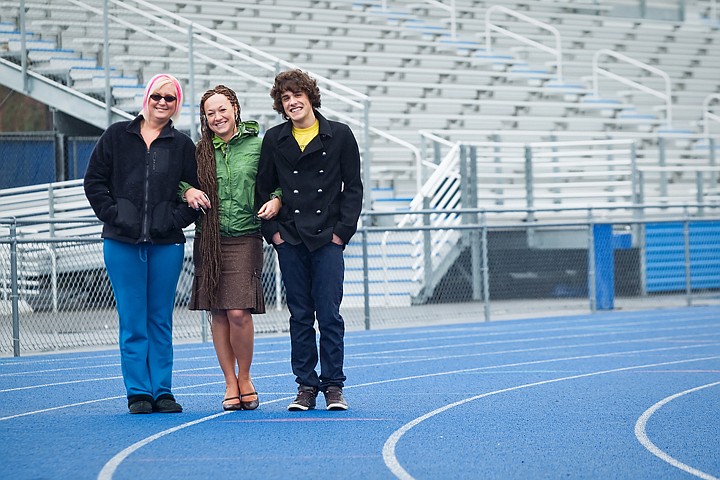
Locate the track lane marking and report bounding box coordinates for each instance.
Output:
[634,382,720,480]
[95,344,720,479]
[381,354,720,479]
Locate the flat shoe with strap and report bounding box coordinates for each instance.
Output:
[222,396,242,411]
[240,390,259,410]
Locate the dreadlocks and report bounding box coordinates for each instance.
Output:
[195,85,242,307]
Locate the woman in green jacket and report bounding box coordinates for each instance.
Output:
[184,85,280,411]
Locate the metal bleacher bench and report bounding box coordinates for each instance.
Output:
[0,179,100,239]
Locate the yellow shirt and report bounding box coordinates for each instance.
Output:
[292,120,319,151]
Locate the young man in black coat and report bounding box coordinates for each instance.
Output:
[256,69,363,411]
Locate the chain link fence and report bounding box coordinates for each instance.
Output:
[0,133,57,189]
[3,206,719,356]
[0,133,101,188]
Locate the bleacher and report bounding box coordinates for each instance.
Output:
[1,0,719,306]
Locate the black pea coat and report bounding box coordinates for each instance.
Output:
[256,111,363,252]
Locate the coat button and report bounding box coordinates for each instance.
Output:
[293,189,299,194]
[317,188,323,193]
[319,169,324,174]
[322,152,327,156]
[294,209,300,214]
[316,229,322,233]
[293,170,299,174]
[316,209,322,214]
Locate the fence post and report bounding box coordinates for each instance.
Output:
[10,221,21,356]
[201,311,208,343]
[423,196,433,292]
[274,252,282,311]
[524,145,535,224]
[361,224,371,330]
[468,146,482,302]
[587,211,596,312]
[481,212,490,321]
[709,138,717,185]
[696,171,704,216]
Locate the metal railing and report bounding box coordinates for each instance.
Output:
[4,207,720,356]
[485,5,564,83]
[592,49,673,128]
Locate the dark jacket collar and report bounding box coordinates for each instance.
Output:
[276,111,331,164]
[126,114,176,139]
[277,110,332,141]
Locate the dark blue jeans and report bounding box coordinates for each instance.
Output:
[275,241,346,391]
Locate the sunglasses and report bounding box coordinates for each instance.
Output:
[149,94,177,103]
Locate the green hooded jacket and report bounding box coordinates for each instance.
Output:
[182,120,279,236]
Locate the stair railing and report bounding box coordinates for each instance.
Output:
[485,5,564,83]
[592,49,673,128]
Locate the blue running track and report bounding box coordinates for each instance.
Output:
[1,306,719,479]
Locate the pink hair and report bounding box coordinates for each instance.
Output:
[141,73,183,122]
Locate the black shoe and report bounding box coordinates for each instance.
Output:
[324,386,348,411]
[154,397,183,413]
[128,400,153,414]
[240,391,260,411]
[287,385,318,411]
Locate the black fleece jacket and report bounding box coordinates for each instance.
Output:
[84,115,199,244]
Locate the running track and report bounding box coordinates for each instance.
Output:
[1,306,719,479]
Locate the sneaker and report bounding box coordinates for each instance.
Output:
[287,385,318,411]
[128,400,153,414]
[154,398,183,413]
[324,386,348,411]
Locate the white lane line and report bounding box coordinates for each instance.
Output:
[0,395,125,421]
[9,319,707,378]
[381,355,720,480]
[96,395,294,480]
[348,312,720,348]
[634,382,720,480]
[349,324,720,358]
[95,345,720,479]
[2,334,717,418]
[0,375,123,393]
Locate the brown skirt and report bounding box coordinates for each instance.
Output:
[189,233,266,313]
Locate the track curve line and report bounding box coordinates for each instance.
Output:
[97,395,293,480]
[634,381,720,480]
[382,355,720,480]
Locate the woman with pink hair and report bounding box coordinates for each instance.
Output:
[84,74,199,414]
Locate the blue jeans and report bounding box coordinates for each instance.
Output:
[104,239,183,403]
[275,241,346,390]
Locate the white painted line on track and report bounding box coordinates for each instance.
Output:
[2,334,717,419]
[94,344,720,479]
[1,307,712,368]
[349,324,720,358]
[0,375,123,393]
[9,320,710,379]
[381,354,720,480]
[0,395,125,421]
[96,395,294,480]
[4,324,712,392]
[634,381,720,480]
